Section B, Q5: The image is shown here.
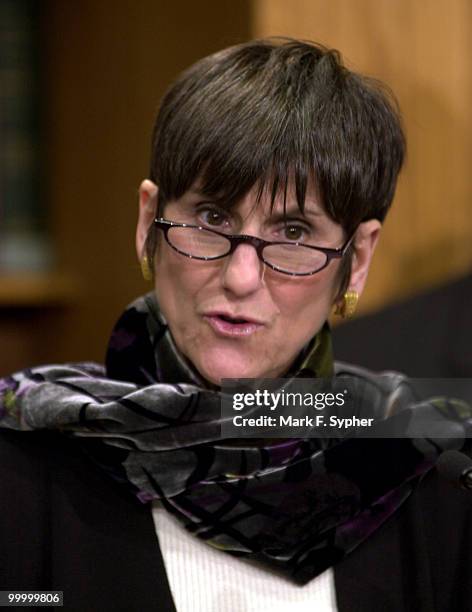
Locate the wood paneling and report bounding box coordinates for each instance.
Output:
[252,0,472,313]
[0,1,251,375]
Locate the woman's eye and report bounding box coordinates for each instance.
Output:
[198,207,229,228]
[283,224,307,241]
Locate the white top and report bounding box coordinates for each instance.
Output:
[152,503,338,612]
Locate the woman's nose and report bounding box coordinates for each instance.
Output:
[221,243,264,296]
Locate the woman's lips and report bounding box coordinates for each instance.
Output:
[203,315,264,337]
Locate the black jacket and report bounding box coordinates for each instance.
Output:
[333,274,472,377]
[1,429,472,612]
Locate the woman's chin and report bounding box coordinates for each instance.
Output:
[192,349,265,385]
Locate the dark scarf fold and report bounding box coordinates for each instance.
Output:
[1,293,471,584]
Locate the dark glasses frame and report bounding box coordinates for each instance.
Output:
[153,217,355,277]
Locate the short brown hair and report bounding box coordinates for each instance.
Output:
[147,38,406,287]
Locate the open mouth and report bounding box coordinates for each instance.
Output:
[204,314,263,337]
[218,314,250,324]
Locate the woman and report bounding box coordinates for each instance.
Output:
[1,39,472,612]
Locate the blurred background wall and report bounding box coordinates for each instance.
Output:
[1,0,471,374]
[0,0,251,373]
[254,0,472,310]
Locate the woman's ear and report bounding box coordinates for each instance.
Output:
[347,219,382,296]
[136,179,158,259]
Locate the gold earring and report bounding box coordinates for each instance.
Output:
[140,255,153,281]
[335,289,358,319]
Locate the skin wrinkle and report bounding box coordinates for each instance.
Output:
[139,39,402,385]
[188,174,351,299]
[136,179,380,386]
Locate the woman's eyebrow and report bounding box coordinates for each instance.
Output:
[186,189,206,198]
[269,206,324,221]
[187,189,220,202]
[178,190,217,207]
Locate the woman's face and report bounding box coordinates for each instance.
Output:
[136,180,380,385]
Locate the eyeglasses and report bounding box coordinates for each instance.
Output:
[153,218,355,276]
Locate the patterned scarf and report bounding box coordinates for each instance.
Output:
[1,293,471,584]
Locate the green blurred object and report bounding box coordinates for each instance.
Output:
[0,0,51,272]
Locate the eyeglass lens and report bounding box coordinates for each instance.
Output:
[167,226,328,274]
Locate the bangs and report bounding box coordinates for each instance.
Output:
[150,39,405,234]
[165,131,316,220]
